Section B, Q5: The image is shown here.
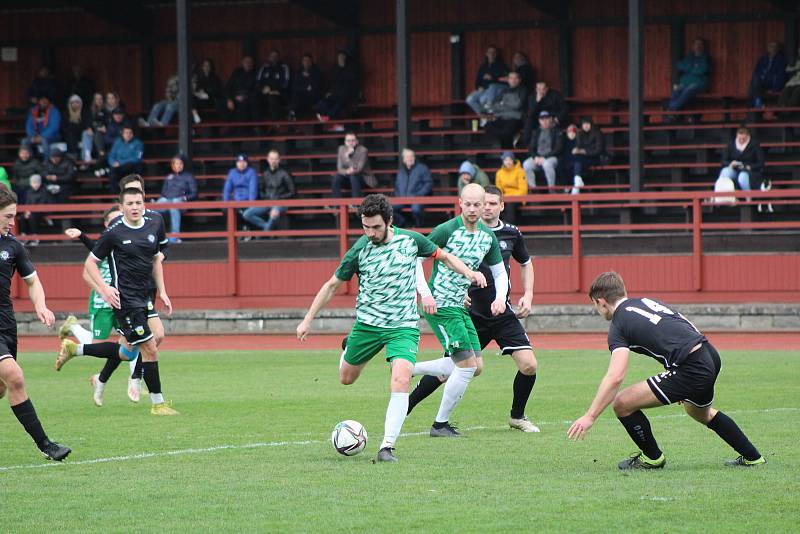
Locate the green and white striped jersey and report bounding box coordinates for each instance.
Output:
[335,227,438,328]
[427,216,502,309]
[88,258,112,312]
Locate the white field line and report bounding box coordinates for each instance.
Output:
[1,407,796,473]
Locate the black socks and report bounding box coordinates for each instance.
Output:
[707,411,761,461]
[510,372,536,419]
[141,361,162,395]
[618,410,663,460]
[132,357,143,379]
[83,342,121,360]
[407,375,443,415]
[98,359,122,383]
[11,398,48,448]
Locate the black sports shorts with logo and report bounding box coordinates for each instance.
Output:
[646,342,721,408]
[472,310,532,355]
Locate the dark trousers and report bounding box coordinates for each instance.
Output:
[332,173,363,198]
[19,213,42,235]
[315,97,350,119]
[258,93,285,120]
[485,118,522,149]
[569,154,600,177]
[290,92,318,117]
[109,162,144,194]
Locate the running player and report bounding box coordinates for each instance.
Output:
[296,194,484,462]
[411,183,507,437]
[568,271,766,469]
[0,187,70,460]
[407,186,540,432]
[55,187,178,415]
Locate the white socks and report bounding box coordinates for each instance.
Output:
[413,357,455,377]
[70,324,94,344]
[129,359,138,376]
[435,365,476,423]
[150,392,164,405]
[380,392,409,450]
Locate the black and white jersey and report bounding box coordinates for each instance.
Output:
[90,215,167,309]
[608,297,707,369]
[109,209,167,293]
[0,234,36,332]
[469,220,531,320]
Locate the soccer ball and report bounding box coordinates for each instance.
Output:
[331,420,368,456]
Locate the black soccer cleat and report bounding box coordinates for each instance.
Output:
[39,439,72,462]
[618,452,666,470]
[724,455,766,467]
[374,447,398,463]
[430,422,461,437]
[341,336,348,350]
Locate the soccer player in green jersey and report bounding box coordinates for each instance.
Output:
[411,183,508,437]
[296,194,484,463]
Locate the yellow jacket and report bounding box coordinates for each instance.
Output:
[495,161,527,197]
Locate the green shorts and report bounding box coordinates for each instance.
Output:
[90,308,120,340]
[342,321,420,366]
[423,306,481,357]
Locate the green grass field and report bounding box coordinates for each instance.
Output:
[2,347,798,533]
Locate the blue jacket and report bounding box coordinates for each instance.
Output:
[25,104,61,141]
[676,53,710,90]
[161,170,198,201]
[108,137,143,166]
[753,53,788,92]
[395,161,433,198]
[223,167,258,201]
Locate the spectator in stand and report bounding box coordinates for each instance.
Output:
[466,46,509,123]
[0,168,10,191]
[494,151,527,223]
[81,92,107,165]
[562,124,580,193]
[106,125,143,194]
[717,126,765,191]
[225,56,258,122]
[26,66,58,106]
[289,53,322,119]
[566,117,606,195]
[141,74,179,127]
[748,41,787,109]
[777,46,800,115]
[156,154,198,243]
[43,147,76,210]
[457,160,491,195]
[316,50,359,121]
[511,51,535,92]
[522,81,568,145]
[95,106,127,166]
[667,37,710,114]
[11,144,43,202]
[62,95,92,164]
[393,148,433,227]
[194,58,224,120]
[223,154,258,203]
[25,94,61,160]
[66,65,94,106]
[243,149,295,233]
[332,132,375,198]
[484,71,528,149]
[256,50,291,121]
[523,111,563,189]
[104,91,121,115]
[19,174,47,245]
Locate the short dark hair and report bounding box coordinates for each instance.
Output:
[103,205,121,221]
[358,194,393,224]
[119,187,144,204]
[0,185,17,210]
[588,271,627,303]
[344,131,358,140]
[119,174,145,192]
[484,185,503,199]
[736,125,750,135]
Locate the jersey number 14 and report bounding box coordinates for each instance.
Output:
[625,298,674,324]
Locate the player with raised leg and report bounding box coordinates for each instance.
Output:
[411,183,507,437]
[296,194,484,462]
[407,186,540,432]
[0,187,70,460]
[55,188,178,415]
[568,271,766,469]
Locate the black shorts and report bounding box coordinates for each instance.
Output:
[647,343,721,408]
[0,331,17,363]
[471,311,532,356]
[114,307,154,346]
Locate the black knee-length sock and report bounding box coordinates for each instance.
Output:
[82,342,120,359]
[98,359,122,383]
[618,410,663,460]
[510,372,536,419]
[132,356,143,379]
[11,398,48,447]
[707,411,761,461]
[407,375,443,415]
[141,361,162,395]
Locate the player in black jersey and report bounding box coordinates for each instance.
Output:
[407,186,540,432]
[0,187,70,460]
[56,188,178,415]
[568,271,765,469]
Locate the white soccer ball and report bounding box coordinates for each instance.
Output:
[331,420,368,456]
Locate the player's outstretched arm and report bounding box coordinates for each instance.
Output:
[516,262,534,318]
[567,348,630,441]
[437,250,486,288]
[415,258,437,315]
[24,274,54,327]
[297,275,344,340]
[152,253,172,316]
[83,255,120,309]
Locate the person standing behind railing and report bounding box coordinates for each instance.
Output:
[156,154,197,243]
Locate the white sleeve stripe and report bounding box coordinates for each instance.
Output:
[89,252,102,261]
[21,270,37,279]
[159,239,169,244]
[519,259,531,266]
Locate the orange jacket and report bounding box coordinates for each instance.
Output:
[495,160,527,197]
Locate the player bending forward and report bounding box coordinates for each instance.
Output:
[296,194,484,463]
[568,271,765,469]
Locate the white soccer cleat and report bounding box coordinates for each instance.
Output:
[127,378,141,403]
[509,415,541,433]
[89,374,104,407]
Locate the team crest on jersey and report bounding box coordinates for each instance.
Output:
[499,241,508,250]
[0,251,8,261]
[147,301,154,311]
[147,234,155,243]
[135,326,145,336]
